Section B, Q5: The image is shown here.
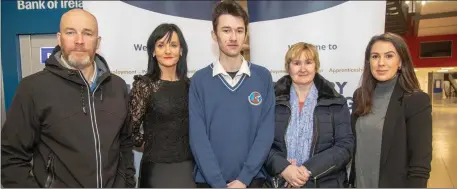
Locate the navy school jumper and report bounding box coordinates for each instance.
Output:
[189,62,275,188]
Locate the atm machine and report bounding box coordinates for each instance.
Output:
[2,34,56,126]
[18,34,57,78]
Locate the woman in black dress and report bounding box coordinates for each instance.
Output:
[127,23,195,188]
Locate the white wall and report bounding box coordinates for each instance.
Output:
[415,68,434,94]
[414,67,457,95]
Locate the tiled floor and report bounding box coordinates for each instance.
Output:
[428,99,457,188]
[131,97,457,188]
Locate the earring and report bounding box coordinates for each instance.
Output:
[180,52,182,56]
[153,52,155,57]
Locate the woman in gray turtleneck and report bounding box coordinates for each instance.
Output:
[348,33,432,188]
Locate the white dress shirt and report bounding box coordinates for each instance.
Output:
[212,56,251,87]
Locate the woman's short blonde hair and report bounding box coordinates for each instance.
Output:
[285,42,321,73]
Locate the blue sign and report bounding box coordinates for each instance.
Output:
[434,79,443,93]
[40,47,55,64]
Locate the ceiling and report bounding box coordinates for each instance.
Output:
[416,1,457,37]
[416,67,457,73]
[385,1,457,37]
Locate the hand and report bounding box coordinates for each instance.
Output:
[281,163,310,187]
[289,159,311,181]
[298,166,311,179]
[227,180,247,188]
[284,182,301,188]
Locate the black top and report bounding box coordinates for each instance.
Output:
[226,71,238,79]
[129,76,192,163]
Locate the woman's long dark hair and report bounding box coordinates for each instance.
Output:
[146,23,188,81]
[354,32,420,116]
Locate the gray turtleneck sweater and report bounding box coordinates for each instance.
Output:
[355,75,398,188]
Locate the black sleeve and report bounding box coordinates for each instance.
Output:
[405,92,432,188]
[348,89,359,187]
[302,103,355,180]
[1,81,41,187]
[127,76,151,148]
[264,135,290,177]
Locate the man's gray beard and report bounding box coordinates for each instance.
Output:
[67,54,92,70]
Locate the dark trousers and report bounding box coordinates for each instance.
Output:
[196,179,265,188]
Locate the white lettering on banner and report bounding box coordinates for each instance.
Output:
[61,0,83,9]
[17,0,82,10]
[17,0,45,10]
[47,1,57,9]
[17,0,24,10]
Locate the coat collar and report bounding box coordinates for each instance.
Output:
[275,73,346,106]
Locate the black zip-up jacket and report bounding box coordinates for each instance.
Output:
[1,46,136,188]
[264,74,354,188]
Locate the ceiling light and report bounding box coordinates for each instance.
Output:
[441,67,455,70]
[422,1,426,5]
[405,1,409,4]
[437,70,448,72]
[414,69,418,72]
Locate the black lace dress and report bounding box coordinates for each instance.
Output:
[127,75,195,188]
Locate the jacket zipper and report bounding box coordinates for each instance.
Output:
[91,84,103,188]
[44,153,55,188]
[310,111,319,158]
[330,107,335,144]
[313,165,336,187]
[78,71,103,188]
[310,108,319,187]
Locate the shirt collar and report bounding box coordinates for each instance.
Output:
[212,56,251,77]
[60,55,97,84]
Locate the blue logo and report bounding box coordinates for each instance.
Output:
[248,91,262,106]
[40,47,55,64]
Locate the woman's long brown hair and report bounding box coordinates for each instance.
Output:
[354,33,421,116]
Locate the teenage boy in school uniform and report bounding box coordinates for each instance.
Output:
[188,0,275,188]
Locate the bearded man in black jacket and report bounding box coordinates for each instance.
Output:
[1,9,136,188]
